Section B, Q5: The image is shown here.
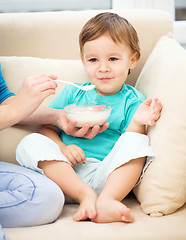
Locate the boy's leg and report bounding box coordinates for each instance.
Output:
[92,157,145,223]
[91,132,154,223]
[38,160,97,221]
[16,133,97,222]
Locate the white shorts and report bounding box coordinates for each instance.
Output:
[16,132,154,198]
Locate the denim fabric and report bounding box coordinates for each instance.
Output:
[0,162,64,228]
[0,225,8,240]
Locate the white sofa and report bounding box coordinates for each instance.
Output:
[0,9,186,240]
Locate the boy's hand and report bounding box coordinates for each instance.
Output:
[133,98,162,126]
[60,144,85,166]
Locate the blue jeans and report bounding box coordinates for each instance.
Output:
[0,162,64,228]
[0,225,8,240]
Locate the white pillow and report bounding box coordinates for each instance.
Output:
[133,36,186,216]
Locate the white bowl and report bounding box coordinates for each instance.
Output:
[64,101,112,128]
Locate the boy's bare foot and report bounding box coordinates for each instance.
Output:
[73,189,97,221]
[91,196,134,223]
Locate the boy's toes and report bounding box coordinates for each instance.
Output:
[73,207,96,221]
[73,209,87,221]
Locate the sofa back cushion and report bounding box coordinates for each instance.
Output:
[133,36,186,216]
[0,9,173,86]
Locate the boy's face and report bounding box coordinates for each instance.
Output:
[82,34,138,96]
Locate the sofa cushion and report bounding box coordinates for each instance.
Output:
[133,36,186,216]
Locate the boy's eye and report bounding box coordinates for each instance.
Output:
[89,58,98,62]
[109,57,118,61]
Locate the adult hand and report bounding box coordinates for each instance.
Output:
[65,121,109,139]
[15,74,57,119]
[0,74,58,130]
[55,112,109,139]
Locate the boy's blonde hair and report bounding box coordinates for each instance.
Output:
[79,12,140,58]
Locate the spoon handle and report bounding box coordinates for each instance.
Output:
[54,79,78,88]
[54,79,95,91]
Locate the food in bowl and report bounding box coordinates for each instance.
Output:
[64,101,112,128]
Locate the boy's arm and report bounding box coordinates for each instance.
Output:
[39,125,85,166]
[125,98,162,134]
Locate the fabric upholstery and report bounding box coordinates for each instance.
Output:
[4,196,186,240]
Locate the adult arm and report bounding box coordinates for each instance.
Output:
[18,104,109,139]
[0,74,57,130]
[0,73,108,138]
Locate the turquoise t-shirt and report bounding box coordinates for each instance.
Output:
[49,82,146,161]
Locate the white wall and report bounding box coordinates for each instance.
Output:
[112,0,175,19]
[112,0,186,47]
[0,0,111,12]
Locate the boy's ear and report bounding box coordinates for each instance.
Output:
[130,52,139,69]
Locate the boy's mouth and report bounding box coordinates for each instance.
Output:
[98,77,112,81]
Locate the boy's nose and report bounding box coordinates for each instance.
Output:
[98,62,110,72]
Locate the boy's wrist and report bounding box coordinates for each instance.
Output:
[126,119,146,134]
[59,142,67,154]
[131,119,144,127]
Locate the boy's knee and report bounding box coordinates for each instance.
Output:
[16,133,46,170]
[16,133,42,155]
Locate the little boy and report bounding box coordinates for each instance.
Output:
[16,12,162,223]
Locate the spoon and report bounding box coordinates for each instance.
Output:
[54,79,95,91]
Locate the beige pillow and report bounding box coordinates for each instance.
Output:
[0,56,88,106]
[133,36,186,216]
